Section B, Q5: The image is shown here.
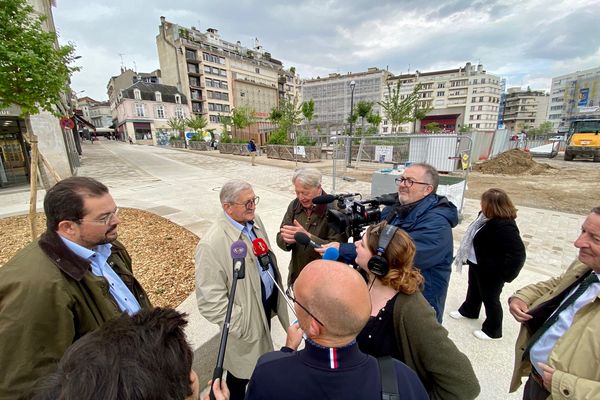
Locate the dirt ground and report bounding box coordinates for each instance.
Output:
[466,150,599,215]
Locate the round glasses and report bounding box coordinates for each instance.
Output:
[395,177,431,188]
[230,196,260,209]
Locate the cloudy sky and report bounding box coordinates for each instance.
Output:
[53,0,600,101]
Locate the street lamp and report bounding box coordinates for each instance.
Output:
[346,80,356,168]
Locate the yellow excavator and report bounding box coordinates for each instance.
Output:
[564,118,600,161]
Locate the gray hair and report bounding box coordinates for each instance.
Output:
[292,168,322,188]
[410,163,439,193]
[219,180,253,204]
[592,207,600,215]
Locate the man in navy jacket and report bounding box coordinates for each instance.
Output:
[337,163,458,322]
[245,260,428,400]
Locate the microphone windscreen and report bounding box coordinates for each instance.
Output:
[375,193,399,206]
[322,247,340,261]
[312,194,336,205]
[230,240,248,259]
[251,238,269,256]
[294,232,311,246]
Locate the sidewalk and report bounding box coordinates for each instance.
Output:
[0,140,585,399]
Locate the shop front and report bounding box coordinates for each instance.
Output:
[0,110,30,188]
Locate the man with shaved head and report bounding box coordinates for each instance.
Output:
[245,260,428,399]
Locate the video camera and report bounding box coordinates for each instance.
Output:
[312,192,398,241]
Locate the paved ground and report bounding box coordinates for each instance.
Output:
[0,139,586,399]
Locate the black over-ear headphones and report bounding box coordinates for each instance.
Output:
[367,224,399,277]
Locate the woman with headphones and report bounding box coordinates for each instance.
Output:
[354,221,480,400]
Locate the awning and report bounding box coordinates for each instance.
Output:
[73,114,96,130]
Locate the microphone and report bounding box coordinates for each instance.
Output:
[231,240,247,277]
[373,193,398,206]
[312,193,361,205]
[294,232,321,249]
[322,247,339,261]
[251,238,298,319]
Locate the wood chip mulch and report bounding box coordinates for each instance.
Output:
[0,208,198,308]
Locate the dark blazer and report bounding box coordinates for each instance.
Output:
[472,218,526,283]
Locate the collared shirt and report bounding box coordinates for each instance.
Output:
[530,272,600,375]
[224,212,274,298]
[60,236,141,315]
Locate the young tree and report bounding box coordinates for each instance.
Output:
[355,101,374,132]
[167,117,187,140]
[366,112,383,135]
[378,81,424,133]
[301,99,315,134]
[186,115,207,138]
[232,105,256,138]
[0,0,79,116]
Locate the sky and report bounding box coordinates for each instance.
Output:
[53,0,600,101]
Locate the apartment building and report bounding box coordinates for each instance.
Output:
[301,68,392,128]
[112,81,190,144]
[156,17,298,131]
[386,62,501,134]
[77,96,112,128]
[501,88,549,132]
[107,68,161,111]
[549,66,600,132]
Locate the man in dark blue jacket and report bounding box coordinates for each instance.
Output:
[245,260,428,400]
[337,163,458,322]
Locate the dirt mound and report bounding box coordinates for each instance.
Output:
[473,149,555,175]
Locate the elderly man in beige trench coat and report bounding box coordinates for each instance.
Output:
[195,180,289,400]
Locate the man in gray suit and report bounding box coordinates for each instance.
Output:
[195,180,289,400]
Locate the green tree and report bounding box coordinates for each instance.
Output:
[167,117,187,140]
[0,0,79,116]
[366,112,382,135]
[378,81,424,133]
[424,122,441,133]
[301,99,315,133]
[186,115,207,139]
[528,121,554,137]
[355,101,373,130]
[232,105,255,138]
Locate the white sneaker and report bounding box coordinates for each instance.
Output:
[449,311,465,320]
[473,330,502,341]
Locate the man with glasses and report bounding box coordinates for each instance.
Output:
[195,180,289,400]
[0,177,151,400]
[245,260,428,399]
[335,162,458,322]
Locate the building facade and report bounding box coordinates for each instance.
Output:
[112,81,190,144]
[386,62,502,134]
[156,17,298,132]
[548,66,600,132]
[501,88,549,132]
[77,97,112,128]
[301,68,391,130]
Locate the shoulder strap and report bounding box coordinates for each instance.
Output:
[377,356,400,400]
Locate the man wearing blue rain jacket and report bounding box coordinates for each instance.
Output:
[339,163,458,322]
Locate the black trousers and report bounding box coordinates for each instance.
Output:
[522,371,550,400]
[458,261,505,338]
[226,372,249,400]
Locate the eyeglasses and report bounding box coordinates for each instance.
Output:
[285,286,325,327]
[395,177,431,188]
[78,208,120,225]
[229,196,260,209]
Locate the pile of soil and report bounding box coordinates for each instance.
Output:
[473,149,555,175]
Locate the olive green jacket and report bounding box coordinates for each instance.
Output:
[0,231,151,400]
[393,291,480,400]
[510,260,599,399]
[276,196,346,285]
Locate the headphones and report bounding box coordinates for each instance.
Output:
[367,224,399,277]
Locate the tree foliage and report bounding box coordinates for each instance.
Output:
[378,81,425,133]
[167,117,187,139]
[0,0,79,116]
[186,115,207,135]
[527,121,554,137]
[301,99,315,124]
[232,105,255,131]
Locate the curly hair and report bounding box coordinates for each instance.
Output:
[365,221,424,294]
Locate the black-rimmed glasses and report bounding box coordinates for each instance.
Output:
[285,286,325,327]
[229,196,260,209]
[78,208,120,225]
[395,177,431,188]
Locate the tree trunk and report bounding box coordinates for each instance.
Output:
[28,135,40,240]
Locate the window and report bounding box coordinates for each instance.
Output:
[155,92,162,102]
[192,103,202,113]
[437,91,445,97]
[209,115,220,123]
[175,94,181,104]
[156,105,165,119]
[437,83,445,88]
[255,67,260,74]
[383,127,388,133]
[134,89,141,100]
[135,103,145,117]
[186,49,196,60]
[189,77,200,87]
[175,107,185,118]
[208,103,230,112]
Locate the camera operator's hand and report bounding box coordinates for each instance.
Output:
[285,321,304,351]
[280,220,308,244]
[314,242,340,255]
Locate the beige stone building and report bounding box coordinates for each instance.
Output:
[502,88,549,133]
[156,17,298,132]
